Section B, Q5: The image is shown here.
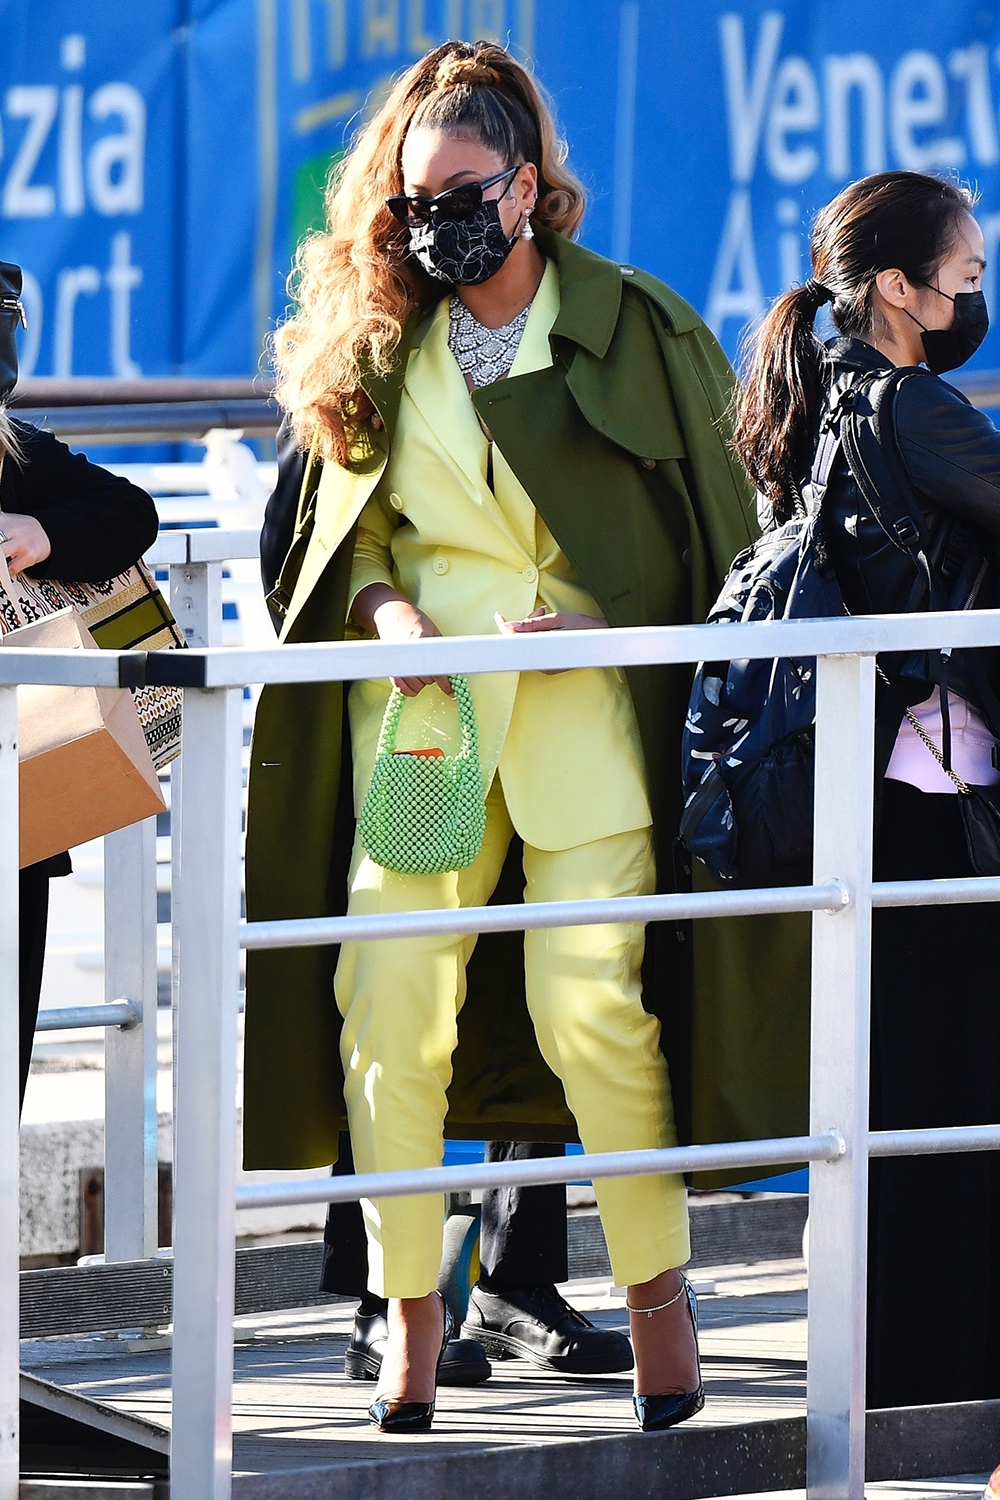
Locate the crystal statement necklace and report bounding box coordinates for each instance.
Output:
[448,295,531,388]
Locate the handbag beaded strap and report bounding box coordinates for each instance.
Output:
[374,673,479,761]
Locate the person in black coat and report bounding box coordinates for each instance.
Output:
[4,417,159,1108]
[262,418,632,1382]
[733,170,1000,1407]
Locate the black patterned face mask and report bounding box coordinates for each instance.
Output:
[408,200,519,286]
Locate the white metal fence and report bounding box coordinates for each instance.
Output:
[6,568,1000,1500]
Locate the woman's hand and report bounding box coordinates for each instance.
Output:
[0,513,51,577]
[494,606,608,674]
[351,582,453,697]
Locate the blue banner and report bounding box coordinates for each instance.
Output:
[4,2,1000,378]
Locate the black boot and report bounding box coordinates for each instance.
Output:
[462,1282,633,1374]
[346,1298,492,1387]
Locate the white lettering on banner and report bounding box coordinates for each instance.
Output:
[824,53,886,180]
[710,12,1000,336]
[981,212,1000,320]
[3,86,58,218]
[60,35,86,71]
[777,197,802,290]
[290,0,312,81]
[87,83,145,214]
[326,0,347,67]
[106,232,142,378]
[408,0,436,53]
[706,188,765,334]
[719,11,784,183]
[948,44,1000,165]
[363,0,399,57]
[470,0,504,41]
[765,55,820,183]
[54,264,100,376]
[59,85,86,216]
[17,270,43,380]
[889,51,964,170]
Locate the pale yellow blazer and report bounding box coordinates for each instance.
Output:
[344,260,651,853]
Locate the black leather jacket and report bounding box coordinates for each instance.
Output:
[817,338,1000,754]
[822,337,1000,617]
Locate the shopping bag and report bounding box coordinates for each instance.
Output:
[0,544,184,769]
[2,609,166,867]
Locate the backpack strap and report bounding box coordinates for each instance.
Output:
[839,367,940,609]
[806,412,843,510]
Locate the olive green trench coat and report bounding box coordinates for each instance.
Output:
[242,228,811,1173]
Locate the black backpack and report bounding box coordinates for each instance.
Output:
[679,364,999,888]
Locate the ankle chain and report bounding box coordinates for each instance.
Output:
[626,1280,686,1318]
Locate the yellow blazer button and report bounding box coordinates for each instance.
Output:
[388,492,404,511]
[433,556,449,575]
[522,563,538,583]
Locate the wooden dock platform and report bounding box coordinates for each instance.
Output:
[18,1259,996,1500]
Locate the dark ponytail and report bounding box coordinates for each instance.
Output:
[733,171,977,522]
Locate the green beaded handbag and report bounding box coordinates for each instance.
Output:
[358,674,487,875]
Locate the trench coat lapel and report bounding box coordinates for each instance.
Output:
[402,299,522,545]
[281,315,422,639]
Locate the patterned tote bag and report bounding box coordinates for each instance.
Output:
[0,551,185,770]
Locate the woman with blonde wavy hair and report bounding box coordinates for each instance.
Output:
[244,39,756,1434]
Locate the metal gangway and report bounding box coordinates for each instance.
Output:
[4,589,1000,1499]
[4,383,1000,1498]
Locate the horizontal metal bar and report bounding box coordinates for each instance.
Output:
[187,608,1000,689]
[235,1122,1000,1212]
[869,1124,1000,1156]
[13,401,280,443]
[3,608,1000,687]
[11,377,272,407]
[872,875,1000,908]
[144,530,261,569]
[186,529,261,563]
[34,1001,138,1033]
[950,369,1000,408]
[0,648,129,687]
[234,1131,847,1211]
[240,881,849,951]
[144,533,189,566]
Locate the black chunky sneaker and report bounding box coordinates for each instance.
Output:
[461,1283,634,1374]
[346,1306,492,1386]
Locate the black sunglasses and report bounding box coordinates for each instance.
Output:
[386,164,523,226]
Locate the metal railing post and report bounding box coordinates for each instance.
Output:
[169,560,223,650]
[169,686,243,1500]
[806,652,876,1500]
[0,687,18,1500]
[103,818,159,1260]
[169,551,224,1216]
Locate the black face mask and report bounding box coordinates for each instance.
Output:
[907,284,990,374]
[408,200,520,287]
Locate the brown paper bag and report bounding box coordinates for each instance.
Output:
[2,609,166,867]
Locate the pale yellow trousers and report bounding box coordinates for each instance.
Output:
[334,778,690,1297]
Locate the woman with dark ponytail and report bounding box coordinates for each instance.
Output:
[735,170,1000,1407]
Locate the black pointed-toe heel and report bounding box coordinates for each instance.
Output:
[369,1292,453,1434]
[632,1274,706,1433]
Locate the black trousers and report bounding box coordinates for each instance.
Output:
[320,1133,568,1298]
[18,856,69,1110]
[867,779,1000,1407]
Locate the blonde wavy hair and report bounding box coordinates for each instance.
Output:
[0,409,22,463]
[273,40,586,462]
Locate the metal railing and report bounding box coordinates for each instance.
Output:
[6,598,1000,1500]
